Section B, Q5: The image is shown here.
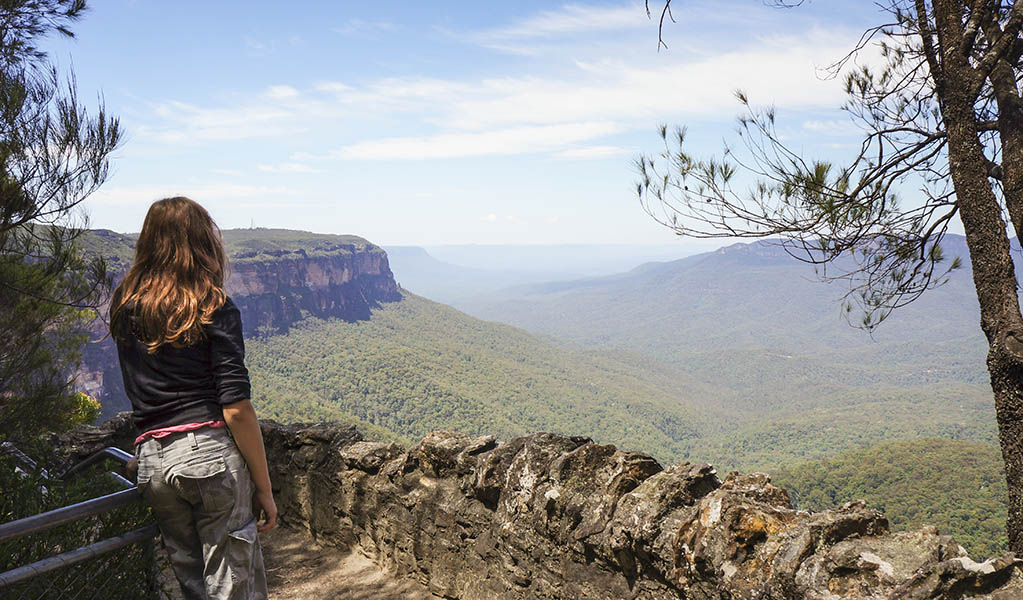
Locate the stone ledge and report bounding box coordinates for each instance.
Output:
[57,416,1023,599]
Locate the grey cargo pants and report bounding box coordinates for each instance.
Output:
[136,426,268,600]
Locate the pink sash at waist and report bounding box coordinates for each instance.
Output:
[135,420,227,446]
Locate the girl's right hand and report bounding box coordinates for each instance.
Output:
[254,488,278,532]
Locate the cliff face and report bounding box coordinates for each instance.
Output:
[57,417,1023,600]
[227,247,400,335]
[78,231,402,418]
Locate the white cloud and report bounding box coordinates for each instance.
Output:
[243,36,272,57]
[441,33,857,131]
[477,3,648,40]
[481,214,528,225]
[553,145,634,160]
[89,184,302,207]
[336,122,623,160]
[314,81,353,94]
[802,119,863,137]
[335,19,399,37]
[266,85,300,100]
[257,162,320,173]
[137,99,301,144]
[130,20,868,165]
[310,28,861,159]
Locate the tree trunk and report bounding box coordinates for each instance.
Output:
[933,0,1023,554]
[982,9,1023,555]
[989,355,1023,552]
[982,21,1023,245]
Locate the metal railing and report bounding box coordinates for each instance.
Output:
[0,445,164,599]
[60,447,137,488]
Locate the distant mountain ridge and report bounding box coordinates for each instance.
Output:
[383,245,568,304]
[457,233,1000,471]
[462,234,986,353]
[83,228,402,332]
[384,243,706,304]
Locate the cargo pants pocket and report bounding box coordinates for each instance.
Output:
[227,517,258,564]
[173,454,232,513]
[207,518,261,598]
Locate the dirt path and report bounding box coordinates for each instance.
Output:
[261,526,442,600]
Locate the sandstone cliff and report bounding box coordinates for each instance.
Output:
[226,242,400,334]
[58,416,1023,599]
[78,229,402,418]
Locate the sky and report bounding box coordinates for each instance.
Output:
[46,0,886,246]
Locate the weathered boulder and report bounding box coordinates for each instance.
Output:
[45,411,136,466]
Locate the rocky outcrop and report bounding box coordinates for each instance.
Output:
[227,247,400,336]
[48,412,138,464]
[77,234,402,419]
[264,424,1023,599]
[57,416,1023,599]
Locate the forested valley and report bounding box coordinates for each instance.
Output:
[77,229,1008,560]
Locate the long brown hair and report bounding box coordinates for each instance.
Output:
[110,197,228,352]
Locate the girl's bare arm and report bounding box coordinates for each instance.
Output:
[223,399,278,532]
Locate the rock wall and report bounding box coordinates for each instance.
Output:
[56,416,1023,599]
[259,422,1022,600]
[54,416,1023,598]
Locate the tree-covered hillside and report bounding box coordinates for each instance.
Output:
[461,239,993,422]
[697,382,997,473]
[456,236,999,472]
[771,439,1007,559]
[242,288,999,482]
[245,292,715,463]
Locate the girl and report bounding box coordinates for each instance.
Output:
[110,197,276,600]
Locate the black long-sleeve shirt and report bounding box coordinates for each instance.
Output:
[115,296,251,434]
